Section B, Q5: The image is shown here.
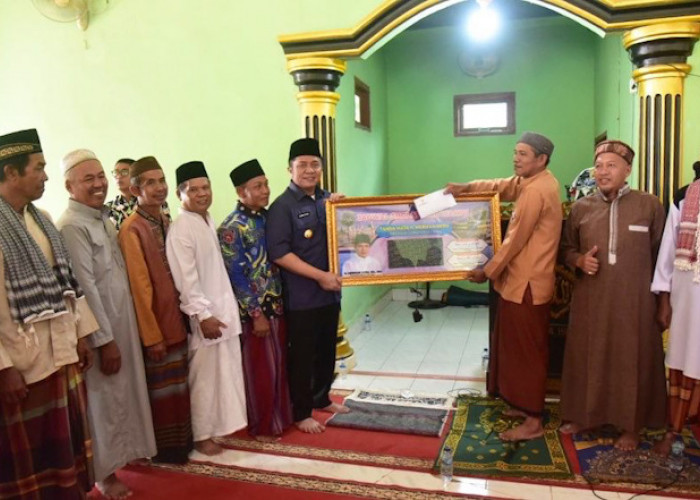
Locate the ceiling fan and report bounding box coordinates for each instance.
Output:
[31,0,90,31]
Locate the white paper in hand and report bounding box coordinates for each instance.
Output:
[413,190,457,219]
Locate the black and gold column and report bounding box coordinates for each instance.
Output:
[623,22,700,206]
[287,56,356,369]
[287,57,346,193]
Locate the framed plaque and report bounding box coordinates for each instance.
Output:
[327,193,501,286]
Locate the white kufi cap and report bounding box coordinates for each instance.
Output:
[61,148,98,176]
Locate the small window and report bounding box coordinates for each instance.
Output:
[454,92,515,137]
[354,77,371,131]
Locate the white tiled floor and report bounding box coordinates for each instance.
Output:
[332,298,489,395]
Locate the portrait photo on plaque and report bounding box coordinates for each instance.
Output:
[326,193,502,286]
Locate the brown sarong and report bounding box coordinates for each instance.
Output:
[0,364,93,499]
[668,368,700,432]
[487,286,550,416]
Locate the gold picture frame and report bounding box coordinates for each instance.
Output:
[327,193,502,286]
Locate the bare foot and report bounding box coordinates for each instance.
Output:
[295,417,325,433]
[499,416,544,441]
[96,474,132,499]
[321,402,350,414]
[653,431,675,456]
[502,408,527,419]
[559,422,581,435]
[614,431,639,451]
[254,435,281,443]
[127,458,150,466]
[194,438,223,456]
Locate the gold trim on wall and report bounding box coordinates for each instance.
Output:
[286,57,347,74]
[279,0,402,44]
[281,0,455,60]
[296,91,341,118]
[280,1,700,61]
[633,64,690,94]
[598,0,696,7]
[623,21,700,47]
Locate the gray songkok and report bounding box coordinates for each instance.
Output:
[61,149,99,176]
[518,132,554,158]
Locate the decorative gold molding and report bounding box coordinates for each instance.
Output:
[295,91,341,119]
[598,0,696,8]
[278,0,401,44]
[280,0,453,60]
[632,63,691,89]
[286,57,347,74]
[279,0,700,61]
[623,21,700,48]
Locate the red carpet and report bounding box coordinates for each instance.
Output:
[88,464,355,500]
[89,463,506,500]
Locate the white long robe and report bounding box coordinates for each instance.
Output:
[651,200,700,379]
[57,200,156,482]
[166,209,247,441]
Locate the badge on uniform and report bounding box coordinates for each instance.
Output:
[304,229,313,239]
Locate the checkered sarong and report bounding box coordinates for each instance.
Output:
[0,365,93,499]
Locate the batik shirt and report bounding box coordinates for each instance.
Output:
[107,194,171,230]
[218,202,283,321]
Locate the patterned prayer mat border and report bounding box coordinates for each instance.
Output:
[345,388,455,410]
[441,397,572,478]
[438,396,700,498]
[150,461,507,500]
[217,436,434,471]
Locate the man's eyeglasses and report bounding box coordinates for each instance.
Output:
[294,163,322,172]
[112,168,130,177]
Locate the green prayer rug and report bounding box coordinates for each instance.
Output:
[437,396,573,479]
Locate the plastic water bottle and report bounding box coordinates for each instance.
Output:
[669,439,685,473]
[481,348,490,372]
[338,360,348,380]
[363,313,372,331]
[440,446,454,484]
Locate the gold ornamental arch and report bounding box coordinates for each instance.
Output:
[279,0,700,364]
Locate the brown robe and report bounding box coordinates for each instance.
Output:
[560,189,667,432]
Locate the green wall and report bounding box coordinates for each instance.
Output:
[0,0,378,222]
[592,33,637,184]
[382,18,597,198]
[593,33,635,147]
[683,50,700,184]
[335,54,392,322]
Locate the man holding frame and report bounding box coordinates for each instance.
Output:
[266,138,348,434]
[445,131,561,441]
